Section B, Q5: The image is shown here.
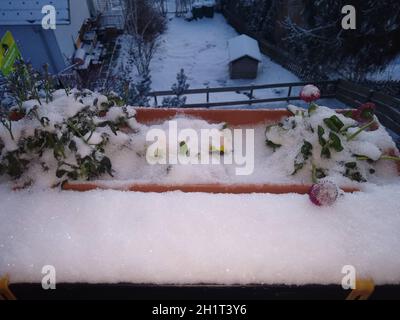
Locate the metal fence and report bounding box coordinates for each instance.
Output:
[150,80,338,108]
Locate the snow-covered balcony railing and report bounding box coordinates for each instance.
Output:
[149,80,338,108]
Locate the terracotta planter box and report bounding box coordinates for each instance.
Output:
[62,108,398,194]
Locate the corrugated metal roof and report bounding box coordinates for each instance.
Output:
[0,0,70,25]
[228,34,262,63]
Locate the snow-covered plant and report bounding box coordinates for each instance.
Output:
[42,63,56,104]
[5,59,41,110]
[162,69,190,107]
[0,89,138,186]
[265,101,400,184]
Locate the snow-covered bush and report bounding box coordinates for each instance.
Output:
[162,69,190,107]
[0,89,138,187]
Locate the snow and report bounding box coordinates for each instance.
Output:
[228,34,262,63]
[1,93,400,286]
[113,14,300,107]
[1,9,400,287]
[1,183,400,285]
[347,141,382,161]
[150,14,298,90]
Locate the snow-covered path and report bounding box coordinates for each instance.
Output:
[151,14,299,91]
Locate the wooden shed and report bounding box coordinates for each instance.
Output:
[228,34,262,79]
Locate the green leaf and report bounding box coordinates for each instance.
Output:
[100,156,113,176]
[266,139,281,152]
[308,102,318,115]
[321,145,331,159]
[292,140,313,175]
[56,169,67,178]
[323,115,344,132]
[343,110,354,118]
[330,115,344,131]
[315,168,326,179]
[361,109,374,120]
[344,162,367,182]
[345,162,357,169]
[301,140,313,158]
[67,171,79,180]
[329,132,343,152]
[68,140,77,152]
[318,125,326,146]
[179,141,189,156]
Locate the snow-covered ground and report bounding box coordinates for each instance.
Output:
[151,14,299,90]
[113,13,314,107]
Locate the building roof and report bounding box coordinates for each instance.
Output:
[228,34,262,63]
[0,0,70,25]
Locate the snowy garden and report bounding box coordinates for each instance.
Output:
[0,0,400,299]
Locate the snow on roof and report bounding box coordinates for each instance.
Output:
[228,34,262,63]
[0,0,70,25]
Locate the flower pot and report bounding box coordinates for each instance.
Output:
[8,110,26,121]
[62,108,400,194]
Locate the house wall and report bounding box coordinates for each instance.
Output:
[0,25,66,73]
[53,0,93,66]
[230,56,259,79]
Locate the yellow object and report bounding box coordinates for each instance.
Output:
[0,275,16,300]
[346,278,375,300]
[0,31,22,76]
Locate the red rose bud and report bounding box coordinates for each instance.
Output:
[300,84,321,103]
[309,181,339,206]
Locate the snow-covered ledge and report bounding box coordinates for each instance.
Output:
[1,183,400,285]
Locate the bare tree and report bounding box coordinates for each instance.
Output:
[124,0,166,77]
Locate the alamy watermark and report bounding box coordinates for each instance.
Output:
[341,265,356,290]
[145,120,255,176]
[341,5,356,30]
[41,265,56,290]
[41,5,57,30]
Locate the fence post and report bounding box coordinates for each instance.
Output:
[154,94,158,107]
[287,85,292,102]
[367,89,375,102]
[206,87,210,104]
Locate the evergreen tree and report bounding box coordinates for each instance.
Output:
[123,72,152,107]
[162,69,189,107]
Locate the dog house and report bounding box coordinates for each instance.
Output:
[228,34,262,79]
